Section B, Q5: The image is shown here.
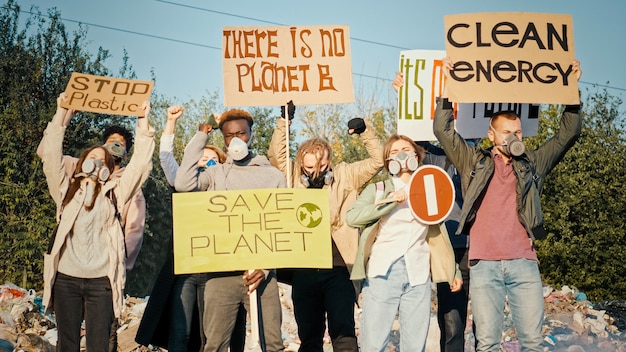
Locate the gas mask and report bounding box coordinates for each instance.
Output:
[227,137,250,161]
[76,159,110,183]
[387,151,419,175]
[490,123,525,157]
[301,169,333,189]
[103,141,126,162]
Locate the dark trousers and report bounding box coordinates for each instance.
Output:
[437,247,471,352]
[169,273,208,352]
[168,273,247,352]
[292,267,358,352]
[53,273,114,352]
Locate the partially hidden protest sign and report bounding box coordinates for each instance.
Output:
[397,50,540,141]
[172,188,332,274]
[222,25,353,107]
[61,72,154,116]
[444,12,578,104]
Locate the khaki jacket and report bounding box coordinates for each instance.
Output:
[268,118,383,265]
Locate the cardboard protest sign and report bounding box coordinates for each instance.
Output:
[172,188,332,274]
[61,72,153,116]
[397,50,540,140]
[455,102,539,139]
[222,25,353,107]
[444,12,578,104]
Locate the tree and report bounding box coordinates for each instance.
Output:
[532,89,626,301]
[0,0,110,288]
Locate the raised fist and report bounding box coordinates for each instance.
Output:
[280,100,295,120]
[348,118,366,135]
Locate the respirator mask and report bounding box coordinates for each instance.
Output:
[103,141,126,162]
[227,137,251,161]
[301,169,333,189]
[76,159,110,184]
[387,151,419,175]
[490,123,525,157]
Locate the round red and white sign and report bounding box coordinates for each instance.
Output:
[407,165,455,225]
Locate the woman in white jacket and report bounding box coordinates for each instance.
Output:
[40,93,154,352]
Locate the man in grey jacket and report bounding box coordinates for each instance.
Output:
[175,109,286,352]
[433,58,582,352]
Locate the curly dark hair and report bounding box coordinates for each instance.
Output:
[102,125,134,152]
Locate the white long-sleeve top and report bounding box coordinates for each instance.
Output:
[367,177,430,286]
[159,133,178,187]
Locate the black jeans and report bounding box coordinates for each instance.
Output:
[53,273,114,352]
[437,247,471,352]
[291,267,358,352]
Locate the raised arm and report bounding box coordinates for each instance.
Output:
[533,60,583,176]
[268,101,295,180]
[174,130,211,192]
[159,105,184,187]
[115,101,155,206]
[40,93,75,205]
[341,118,384,189]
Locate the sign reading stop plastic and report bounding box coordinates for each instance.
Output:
[407,165,455,225]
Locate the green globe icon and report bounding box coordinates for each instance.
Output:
[296,203,323,228]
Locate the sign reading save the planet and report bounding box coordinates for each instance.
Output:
[172,189,332,274]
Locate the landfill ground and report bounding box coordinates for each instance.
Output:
[2,282,626,351]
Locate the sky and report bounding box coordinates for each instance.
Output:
[16,0,626,107]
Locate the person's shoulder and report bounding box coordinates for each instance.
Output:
[249,155,273,166]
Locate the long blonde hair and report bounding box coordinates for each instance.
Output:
[295,138,332,178]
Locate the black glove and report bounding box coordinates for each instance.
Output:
[348,118,366,135]
[280,100,295,120]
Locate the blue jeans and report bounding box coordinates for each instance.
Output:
[470,259,544,352]
[360,257,431,352]
[53,273,114,352]
[169,273,208,352]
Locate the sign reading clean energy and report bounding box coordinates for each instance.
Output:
[172,188,332,274]
[444,12,578,104]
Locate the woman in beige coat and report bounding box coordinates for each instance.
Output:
[40,93,154,352]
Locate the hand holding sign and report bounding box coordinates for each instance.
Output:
[244,269,266,294]
[376,189,408,206]
[392,72,404,93]
[137,101,151,131]
[54,92,75,127]
[572,59,582,81]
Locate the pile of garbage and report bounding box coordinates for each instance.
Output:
[465,285,626,352]
[2,281,626,351]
